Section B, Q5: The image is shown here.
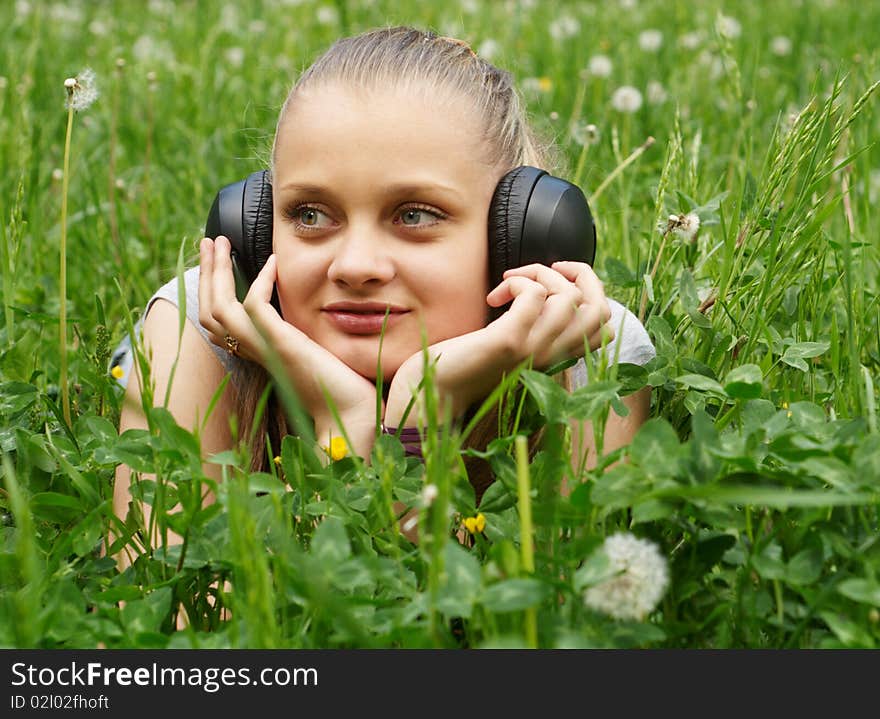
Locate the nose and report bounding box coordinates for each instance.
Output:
[327,227,396,289]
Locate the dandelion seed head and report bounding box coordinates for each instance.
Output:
[65,69,98,111]
[587,54,613,78]
[572,122,600,146]
[611,85,643,113]
[583,532,669,621]
[646,80,668,105]
[52,168,63,182]
[549,111,559,121]
[315,6,338,25]
[224,47,245,68]
[771,36,792,56]
[549,16,580,40]
[89,19,109,37]
[638,29,663,52]
[716,14,741,39]
[669,212,701,242]
[476,38,499,60]
[679,31,703,50]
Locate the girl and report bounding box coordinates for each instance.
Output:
[112,26,655,565]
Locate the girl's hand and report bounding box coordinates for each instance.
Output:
[198,236,378,432]
[385,261,613,424]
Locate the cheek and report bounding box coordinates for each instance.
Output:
[273,247,321,325]
[417,246,489,337]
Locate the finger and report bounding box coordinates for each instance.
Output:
[503,263,583,300]
[198,237,224,341]
[211,235,240,311]
[244,254,278,307]
[243,256,284,342]
[585,321,616,354]
[486,275,547,316]
[551,261,611,325]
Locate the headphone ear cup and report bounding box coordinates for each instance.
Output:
[241,169,274,280]
[487,166,546,288]
[487,166,546,321]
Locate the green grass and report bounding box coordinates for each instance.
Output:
[1,0,878,648]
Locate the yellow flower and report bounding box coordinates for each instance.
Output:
[463,513,486,535]
[273,456,282,466]
[110,365,124,380]
[323,436,348,461]
[537,77,553,93]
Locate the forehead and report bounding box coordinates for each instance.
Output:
[273,82,498,192]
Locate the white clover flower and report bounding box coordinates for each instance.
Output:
[646,80,668,105]
[16,0,31,17]
[638,29,663,52]
[583,533,669,621]
[619,0,637,8]
[669,212,701,242]
[771,36,792,56]
[315,5,338,25]
[420,483,438,507]
[52,168,63,182]
[716,14,741,39]
[248,19,267,33]
[477,38,500,60]
[65,69,98,112]
[611,85,643,113]
[0,76,7,90]
[587,54,613,78]
[549,16,580,40]
[572,121,600,146]
[461,0,479,14]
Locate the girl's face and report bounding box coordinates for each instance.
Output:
[272,82,502,380]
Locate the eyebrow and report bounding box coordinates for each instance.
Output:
[277,181,464,203]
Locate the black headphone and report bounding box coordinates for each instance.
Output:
[205,166,596,319]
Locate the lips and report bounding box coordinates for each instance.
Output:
[321,302,410,335]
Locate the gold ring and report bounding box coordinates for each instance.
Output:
[224,334,240,357]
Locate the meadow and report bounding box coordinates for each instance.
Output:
[1,0,878,649]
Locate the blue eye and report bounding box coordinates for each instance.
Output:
[395,205,447,228]
[284,204,332,232]
[401,209,426,225]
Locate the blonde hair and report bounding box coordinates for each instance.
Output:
[242,26,569,499]
[270,26,560,177]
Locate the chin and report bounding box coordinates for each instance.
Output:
[340,352,403,384]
